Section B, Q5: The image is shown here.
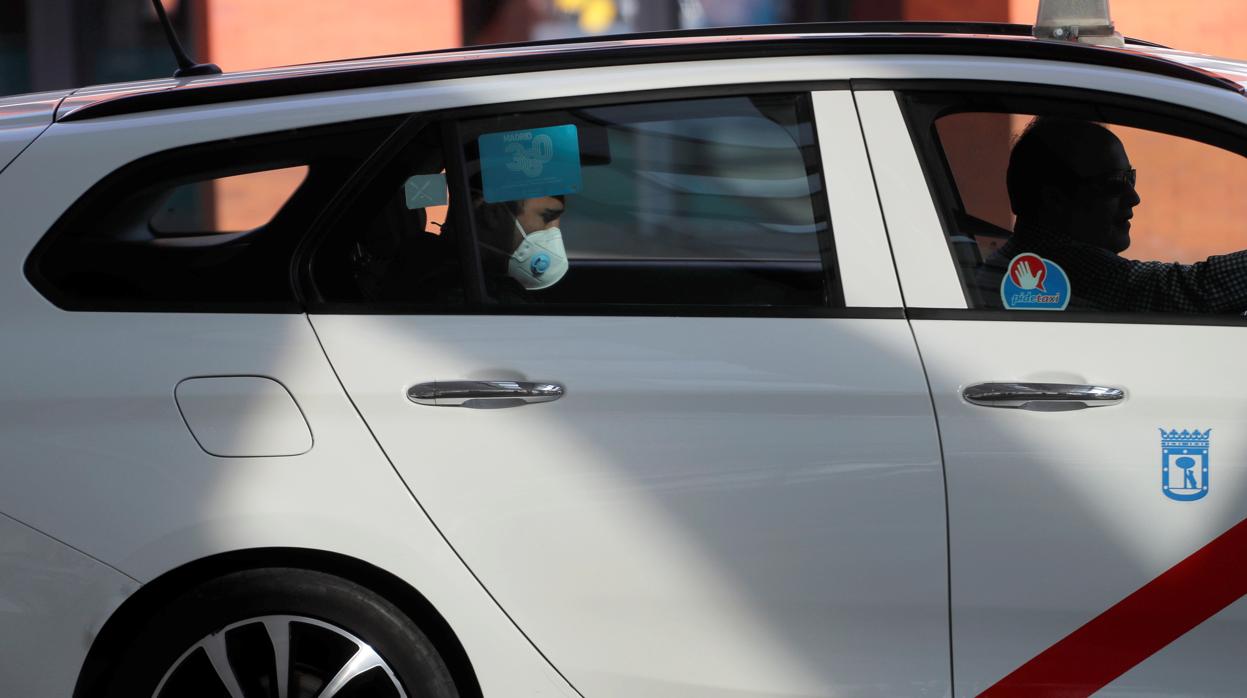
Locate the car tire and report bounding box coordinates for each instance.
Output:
[102,567,459,698]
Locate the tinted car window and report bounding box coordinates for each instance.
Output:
[458,93,836,310]
[310,123,465,307]
[907,90,1247,316]
[28,117,401,311]
[149,166,308,236]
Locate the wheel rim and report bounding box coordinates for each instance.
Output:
[152,614,408,698]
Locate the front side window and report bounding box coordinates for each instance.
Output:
[908,90,1247,317]
[457,93,836,310]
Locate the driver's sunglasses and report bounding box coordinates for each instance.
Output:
[1080,168,1137,195]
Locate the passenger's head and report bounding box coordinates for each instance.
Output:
[475,194,568,290]
[1006,117,1141,253]
[514,195,565,237]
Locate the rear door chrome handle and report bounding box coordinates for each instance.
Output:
[963,383,1124,411]
[407,381,565,408]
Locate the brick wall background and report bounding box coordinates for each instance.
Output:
[199,0,1247,264]
[205,0,459,71]
[203,1,460,231]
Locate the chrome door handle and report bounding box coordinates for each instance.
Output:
[963,383,1124,411]
[407,381,565,408]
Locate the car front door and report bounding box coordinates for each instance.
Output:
[308,85,950,697]
[859,79,1247,696]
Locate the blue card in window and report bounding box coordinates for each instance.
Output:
[479,125,581,203]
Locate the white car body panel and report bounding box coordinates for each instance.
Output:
[910,319,1247,695]
[310,314,948,698]
[0,512,138,697]
[860,87,1247,694]
[2,39,1247,696]
[854,89,967,309]
[0,308,578,697]
[814,90,905,307]
[174,375,314,457]
[305,85,948,696]
[0,89,67,174]
[1104,595,1247,696]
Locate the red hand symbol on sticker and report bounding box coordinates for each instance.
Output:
[1009,254,1047,291]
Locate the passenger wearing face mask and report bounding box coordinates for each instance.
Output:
[475,194,570,298]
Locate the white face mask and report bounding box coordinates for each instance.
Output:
[507,218,569,290]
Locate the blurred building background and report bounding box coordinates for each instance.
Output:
[4,0,1247,262]
[7,1,1247,97]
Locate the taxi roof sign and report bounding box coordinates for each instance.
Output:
[1034,0,1124,48]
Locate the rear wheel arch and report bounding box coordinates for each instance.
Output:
[73,547,481,698]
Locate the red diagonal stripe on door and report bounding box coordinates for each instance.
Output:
[979,516,1247,697]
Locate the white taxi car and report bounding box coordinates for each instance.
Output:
[6,2,1247,696]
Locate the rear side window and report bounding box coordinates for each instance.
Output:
[27,117,401,311]
[458,93,836,310]
[149,166,309,235]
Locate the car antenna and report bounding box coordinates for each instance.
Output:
[150,0,221,77]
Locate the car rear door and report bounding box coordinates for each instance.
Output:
[858,76,1247,696]
[308,83,950,697]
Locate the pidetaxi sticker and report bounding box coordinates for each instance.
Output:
[1001,253,1071,311]
[479,124,582,203]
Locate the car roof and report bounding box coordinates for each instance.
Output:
[50,22,1247,123]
